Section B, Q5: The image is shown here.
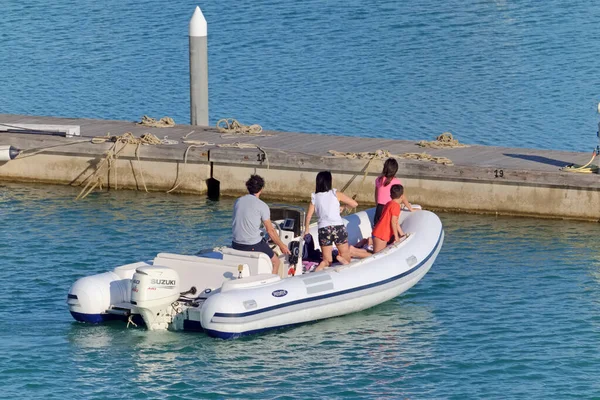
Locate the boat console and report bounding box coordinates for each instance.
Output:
[259,205,305,248]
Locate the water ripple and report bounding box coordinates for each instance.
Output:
[2,183,598,398]
[2,1,600,150]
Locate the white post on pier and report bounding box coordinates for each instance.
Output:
[189,6,208,126]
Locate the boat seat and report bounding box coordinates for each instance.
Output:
[220,248,273,275]
[153,253,251,291]
[343,209,374,245]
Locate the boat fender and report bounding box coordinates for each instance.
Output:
[0,145,20,161]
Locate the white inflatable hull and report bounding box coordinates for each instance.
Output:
[67,208,444,339]
[199,218,442,338]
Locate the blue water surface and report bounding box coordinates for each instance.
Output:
[1,1,600,398]
[1,0,600,151]
[1,183,599,399]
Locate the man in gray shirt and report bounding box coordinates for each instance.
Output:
[232,175,290,274]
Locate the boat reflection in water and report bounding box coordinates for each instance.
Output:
[67,295,438,396]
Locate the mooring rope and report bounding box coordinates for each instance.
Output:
[76,132,176,200]
[90,132,163,145]
[216,118,262,135]
[137,115,176,128]
[328,149,453,166]
[13,140,90,159]
[401,152,454,165]
[218,142,270,169]
[328,149,395,160]
[561,150,599,174]
[417,132,468,149]
[177,118,273,192]
[164,140,271,194]
[182,140,215,146]
[216,118,272,138]
[329,147,454,203]
[166,144,208,194]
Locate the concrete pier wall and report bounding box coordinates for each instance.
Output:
[212,163,599,221]
[0,153,211,194]
[0,114,598,221]
[210,146,599,220]
[0,131,211,193]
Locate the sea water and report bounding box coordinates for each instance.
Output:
[1,183,599,399]
[1,0,600,151]
[1,0,600,398]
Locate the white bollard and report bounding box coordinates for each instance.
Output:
[189,6,209,126]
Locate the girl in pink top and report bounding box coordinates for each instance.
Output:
[374,158,411,225]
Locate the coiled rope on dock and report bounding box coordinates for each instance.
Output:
[137,115,176,128]
[417,132,469,149]
[216,118,270,138]
[561,150,599,174]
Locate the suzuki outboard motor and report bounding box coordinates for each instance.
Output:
[131,266,180,330]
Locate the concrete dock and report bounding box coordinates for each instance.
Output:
[0,114,598,221]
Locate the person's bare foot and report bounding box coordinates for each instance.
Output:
[336,255,350,265]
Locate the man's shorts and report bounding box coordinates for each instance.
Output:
[317,224,348,247]
[232,239,274,258]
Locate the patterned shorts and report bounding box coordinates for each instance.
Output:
[318,224,348,247]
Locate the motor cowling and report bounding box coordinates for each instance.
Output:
[131,266,180,311]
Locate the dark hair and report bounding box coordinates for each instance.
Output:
[246,174,265,194]
[380,158,398,186]
[390,184,404,199]
[315,171,332,193]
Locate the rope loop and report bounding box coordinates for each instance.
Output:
[76,132,174,200]
[137,115,175,128]
[216,118,263,135]
[561,150,598,174]
[417,132,468,149]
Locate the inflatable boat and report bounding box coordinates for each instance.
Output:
[67,206,444,339]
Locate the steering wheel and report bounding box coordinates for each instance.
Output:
[261,221,283,249]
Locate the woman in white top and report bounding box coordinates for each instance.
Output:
[303,171,359,272]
